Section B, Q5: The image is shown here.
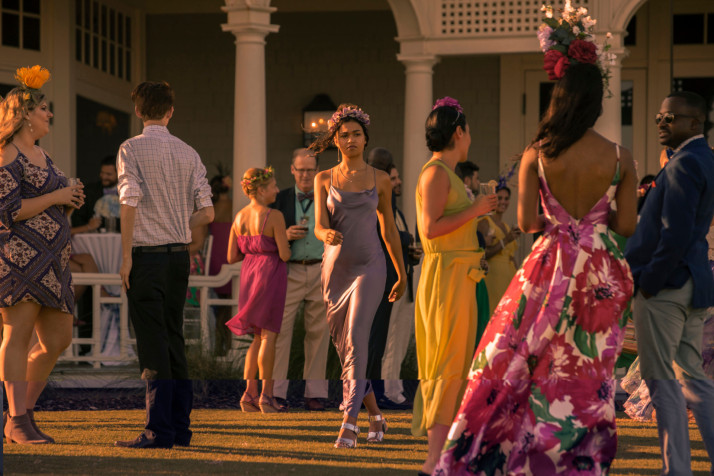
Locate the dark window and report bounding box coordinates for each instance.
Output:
[109,9,114,41]
[2,0,20,11]
[84,31,90,64]
[75,0,81,26]
[673,14,704,44]
[83,0,89,29]
[22,15,39,50]
[624,15,636,46]
[621,87,633,126]
[109,43,115,75]
[92,35,98,67]
[23,0,39,14]
[125,50,130,81]
[101,39,106,71]
[1,12,19,47]
[75,28,81,60]
[709,14,714,44]
[117,45,123,78]
[101,4,106,36]
[117,12,123,44]
[125,16,130,47]
[92,1,98,31]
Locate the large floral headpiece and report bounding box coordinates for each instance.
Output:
[538,1,614,93]
[327,107,370,134]
[240,166,274,189]
[15,65,51,100]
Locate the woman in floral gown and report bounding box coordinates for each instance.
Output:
[434,63,638,475]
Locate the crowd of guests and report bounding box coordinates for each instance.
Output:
[2,18,714,475]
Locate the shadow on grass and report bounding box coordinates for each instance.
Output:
[4,454,419,475]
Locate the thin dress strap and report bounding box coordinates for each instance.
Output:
[372,166,376,189]
[260,209,272,235]
[10,143,21,154]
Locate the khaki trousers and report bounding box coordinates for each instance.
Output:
[272,262,330,400]
[634,279,714,475]
[381,294,415,402]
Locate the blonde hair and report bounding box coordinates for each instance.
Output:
[241,167,274,197]
[0,87,46,148]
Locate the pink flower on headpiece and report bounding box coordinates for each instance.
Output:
[543,49,570,80]
[432,96,463,113]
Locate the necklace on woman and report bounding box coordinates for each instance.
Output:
[338,163,366,183]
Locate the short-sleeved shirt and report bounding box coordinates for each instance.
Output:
[117,125,212,246]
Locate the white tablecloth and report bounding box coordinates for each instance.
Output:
[71,232,122,274]
[71,232,133,363]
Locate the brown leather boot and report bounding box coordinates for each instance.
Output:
[4,413,48,444]
[27,409,55,443]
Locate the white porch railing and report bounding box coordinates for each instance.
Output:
[62,263,241,368]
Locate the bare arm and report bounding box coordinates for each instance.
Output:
[376,171,406,302]
[270,210,292,262]
[189,206,215,230]
[15,186,84,221]
[313,170,343,245]
[419,164,497,240]
[188,224,208,255]
[226,221,245,264]
[119,204,136,292]
[517,147,545,233]
[610,147,638,237]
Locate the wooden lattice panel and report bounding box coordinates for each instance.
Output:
[439,0,591,37]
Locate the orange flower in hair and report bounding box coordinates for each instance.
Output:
[15,65,51,90]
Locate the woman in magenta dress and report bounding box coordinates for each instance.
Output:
[1,66,84,444]
[435,63,638,474]
[226,167,290,413]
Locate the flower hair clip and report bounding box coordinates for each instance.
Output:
[432,96,463,113]
[15,65,51,90]
[327,107,370,133]
[240,166,274,188]
[497,161,519,190]
[538,1,614,95]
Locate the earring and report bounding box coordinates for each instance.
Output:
[27,121,33,133]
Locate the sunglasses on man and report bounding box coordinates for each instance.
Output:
[654,112,699,125]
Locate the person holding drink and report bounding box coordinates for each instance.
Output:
[1,66,82,444]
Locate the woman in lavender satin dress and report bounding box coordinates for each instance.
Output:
[312,104,406,448]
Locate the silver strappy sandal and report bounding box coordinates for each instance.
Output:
[334,422,359,448]
[366,414,388,443]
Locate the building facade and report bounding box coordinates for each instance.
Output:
[1,0,713,229]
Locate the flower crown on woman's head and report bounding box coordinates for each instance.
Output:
[240,166,274,188]
[432,96,463,113]
[327,107,370,134]
[538,1,615,93]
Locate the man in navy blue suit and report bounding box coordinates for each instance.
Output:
[625,91,714,475]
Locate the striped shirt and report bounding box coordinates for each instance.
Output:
[117,125,213,246]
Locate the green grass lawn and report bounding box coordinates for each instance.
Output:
[3,411,711,475]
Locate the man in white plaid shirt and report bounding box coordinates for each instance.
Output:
[115,81,214,449]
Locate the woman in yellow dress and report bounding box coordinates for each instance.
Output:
[412,97,496,475]
[478,185,521,313]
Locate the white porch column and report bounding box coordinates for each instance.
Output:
[594,46,625,144]
[222,0,279,212]
[398,55,439,231]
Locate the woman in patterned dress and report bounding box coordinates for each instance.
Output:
[435,63,638,474]
[0,67,85,444]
